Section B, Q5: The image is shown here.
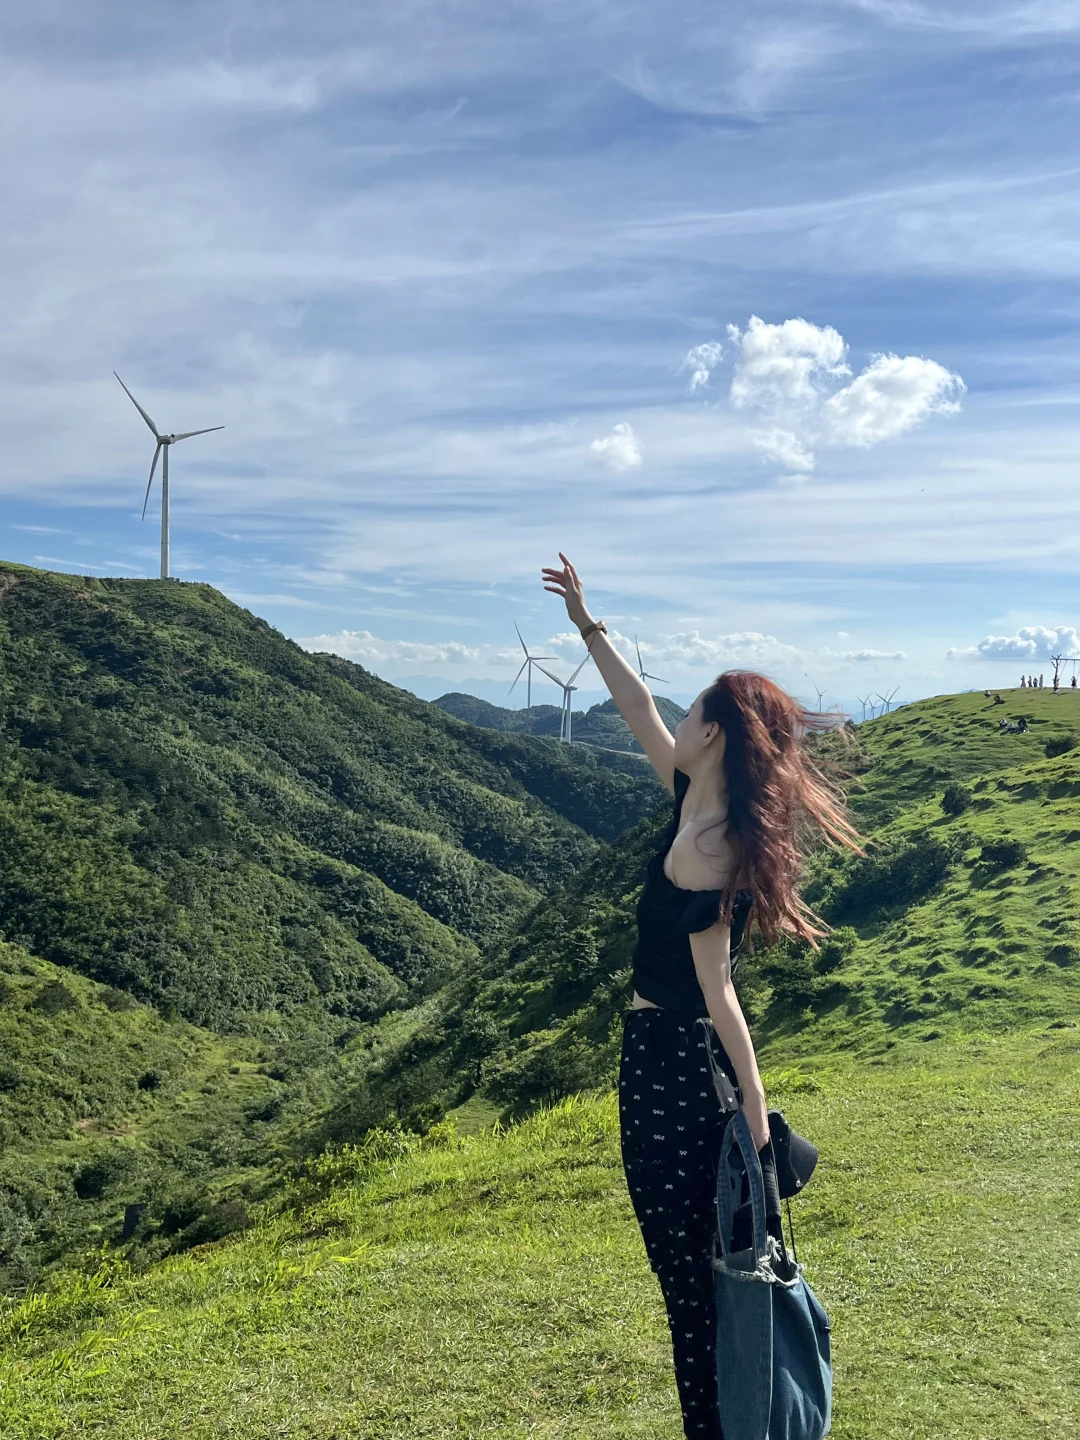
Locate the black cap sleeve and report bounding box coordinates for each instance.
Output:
[680,890,726,934]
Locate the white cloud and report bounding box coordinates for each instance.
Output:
[590,421,643,471]
[681,341,724,393]
[723,315,964,472]
[728,316,850,410]
[297,630,486,666]
[825,353,965,446]
[946,624,1080,661]
[750,427,816,472]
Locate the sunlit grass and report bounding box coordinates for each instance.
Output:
[3,1023,1078,1439]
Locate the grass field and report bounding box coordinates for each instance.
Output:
[3,1019,1078,1440]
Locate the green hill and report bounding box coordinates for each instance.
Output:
[0,562,664,1288]
[0,562,663,1030]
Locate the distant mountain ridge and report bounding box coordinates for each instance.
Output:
[434,691,687,756]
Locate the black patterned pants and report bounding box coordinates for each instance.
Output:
[618,1005,781,1440]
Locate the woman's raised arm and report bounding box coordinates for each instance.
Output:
[542,553,676,793]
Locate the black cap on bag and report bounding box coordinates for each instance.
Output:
[768,1110,819,1199]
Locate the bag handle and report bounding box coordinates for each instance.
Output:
[695,1016,800,1267]
[695,1018,771,1263]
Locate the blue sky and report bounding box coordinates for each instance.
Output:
[3,1,1080,714]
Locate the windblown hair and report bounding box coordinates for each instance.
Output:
[700,670,864,949]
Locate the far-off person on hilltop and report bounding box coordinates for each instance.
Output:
[542,553,862,1440]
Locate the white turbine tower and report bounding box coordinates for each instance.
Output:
[508,622,556,711]
[535,655,591,743]
[634,635,668,688]
[115,372,223,581]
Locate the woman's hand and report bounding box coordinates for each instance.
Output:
[742,1093,771,1153]
[542,553,592,631]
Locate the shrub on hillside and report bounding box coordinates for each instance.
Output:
[73,1143,143,1201]
[814,926,858,975]
[100,986,137,1012]
[979,838,1028,870]
[180,1198,250,1248]
[823,832,952,921]
[29,980,79,1016]
[941,783,972,816]
[1045,733,1078,758]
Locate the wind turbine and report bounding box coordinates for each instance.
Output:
[115,372,223,580]
[508,622,556,711]
[634,636,668,688]
[857,694,873,722]
[875,686,900,715]
[535,655,591,742]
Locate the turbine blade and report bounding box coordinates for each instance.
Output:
[141,443,162,520]
[509,659,529,694]
[114,372,161,438]
[514,621,528,656]
[533,664,566,688]
[635,636,644,675]
[568,655,590,685]
[171,425,224,442]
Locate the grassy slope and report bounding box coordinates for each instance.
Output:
[3,1022,1078,1440]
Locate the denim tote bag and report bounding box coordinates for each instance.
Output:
[696,1020,833,1440]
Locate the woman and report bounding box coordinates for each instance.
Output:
[542,553,861,1440]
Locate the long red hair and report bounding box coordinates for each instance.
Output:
[701,670,863,948]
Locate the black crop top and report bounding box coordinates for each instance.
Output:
[630,768,753,1016]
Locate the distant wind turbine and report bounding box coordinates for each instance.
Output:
[634,636,668,687]
[115,372,223,580]
[535,655,591,743]
[508,622,556,710]
[875,686,900,715]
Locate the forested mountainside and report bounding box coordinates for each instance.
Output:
[0,562,662,1031]
[334,687,1080,1139]
[434,692,687,756]
[0,562,663,1288]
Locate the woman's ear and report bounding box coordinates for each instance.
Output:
[702,720,722,749]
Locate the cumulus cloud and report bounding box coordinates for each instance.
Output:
[824,353,965,446]
[681,341,724,393]
[946,624,1080,661]
[728,316,850,409]
[297,630,486,666]
[590,421,643,471]
[723,315,964,472]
